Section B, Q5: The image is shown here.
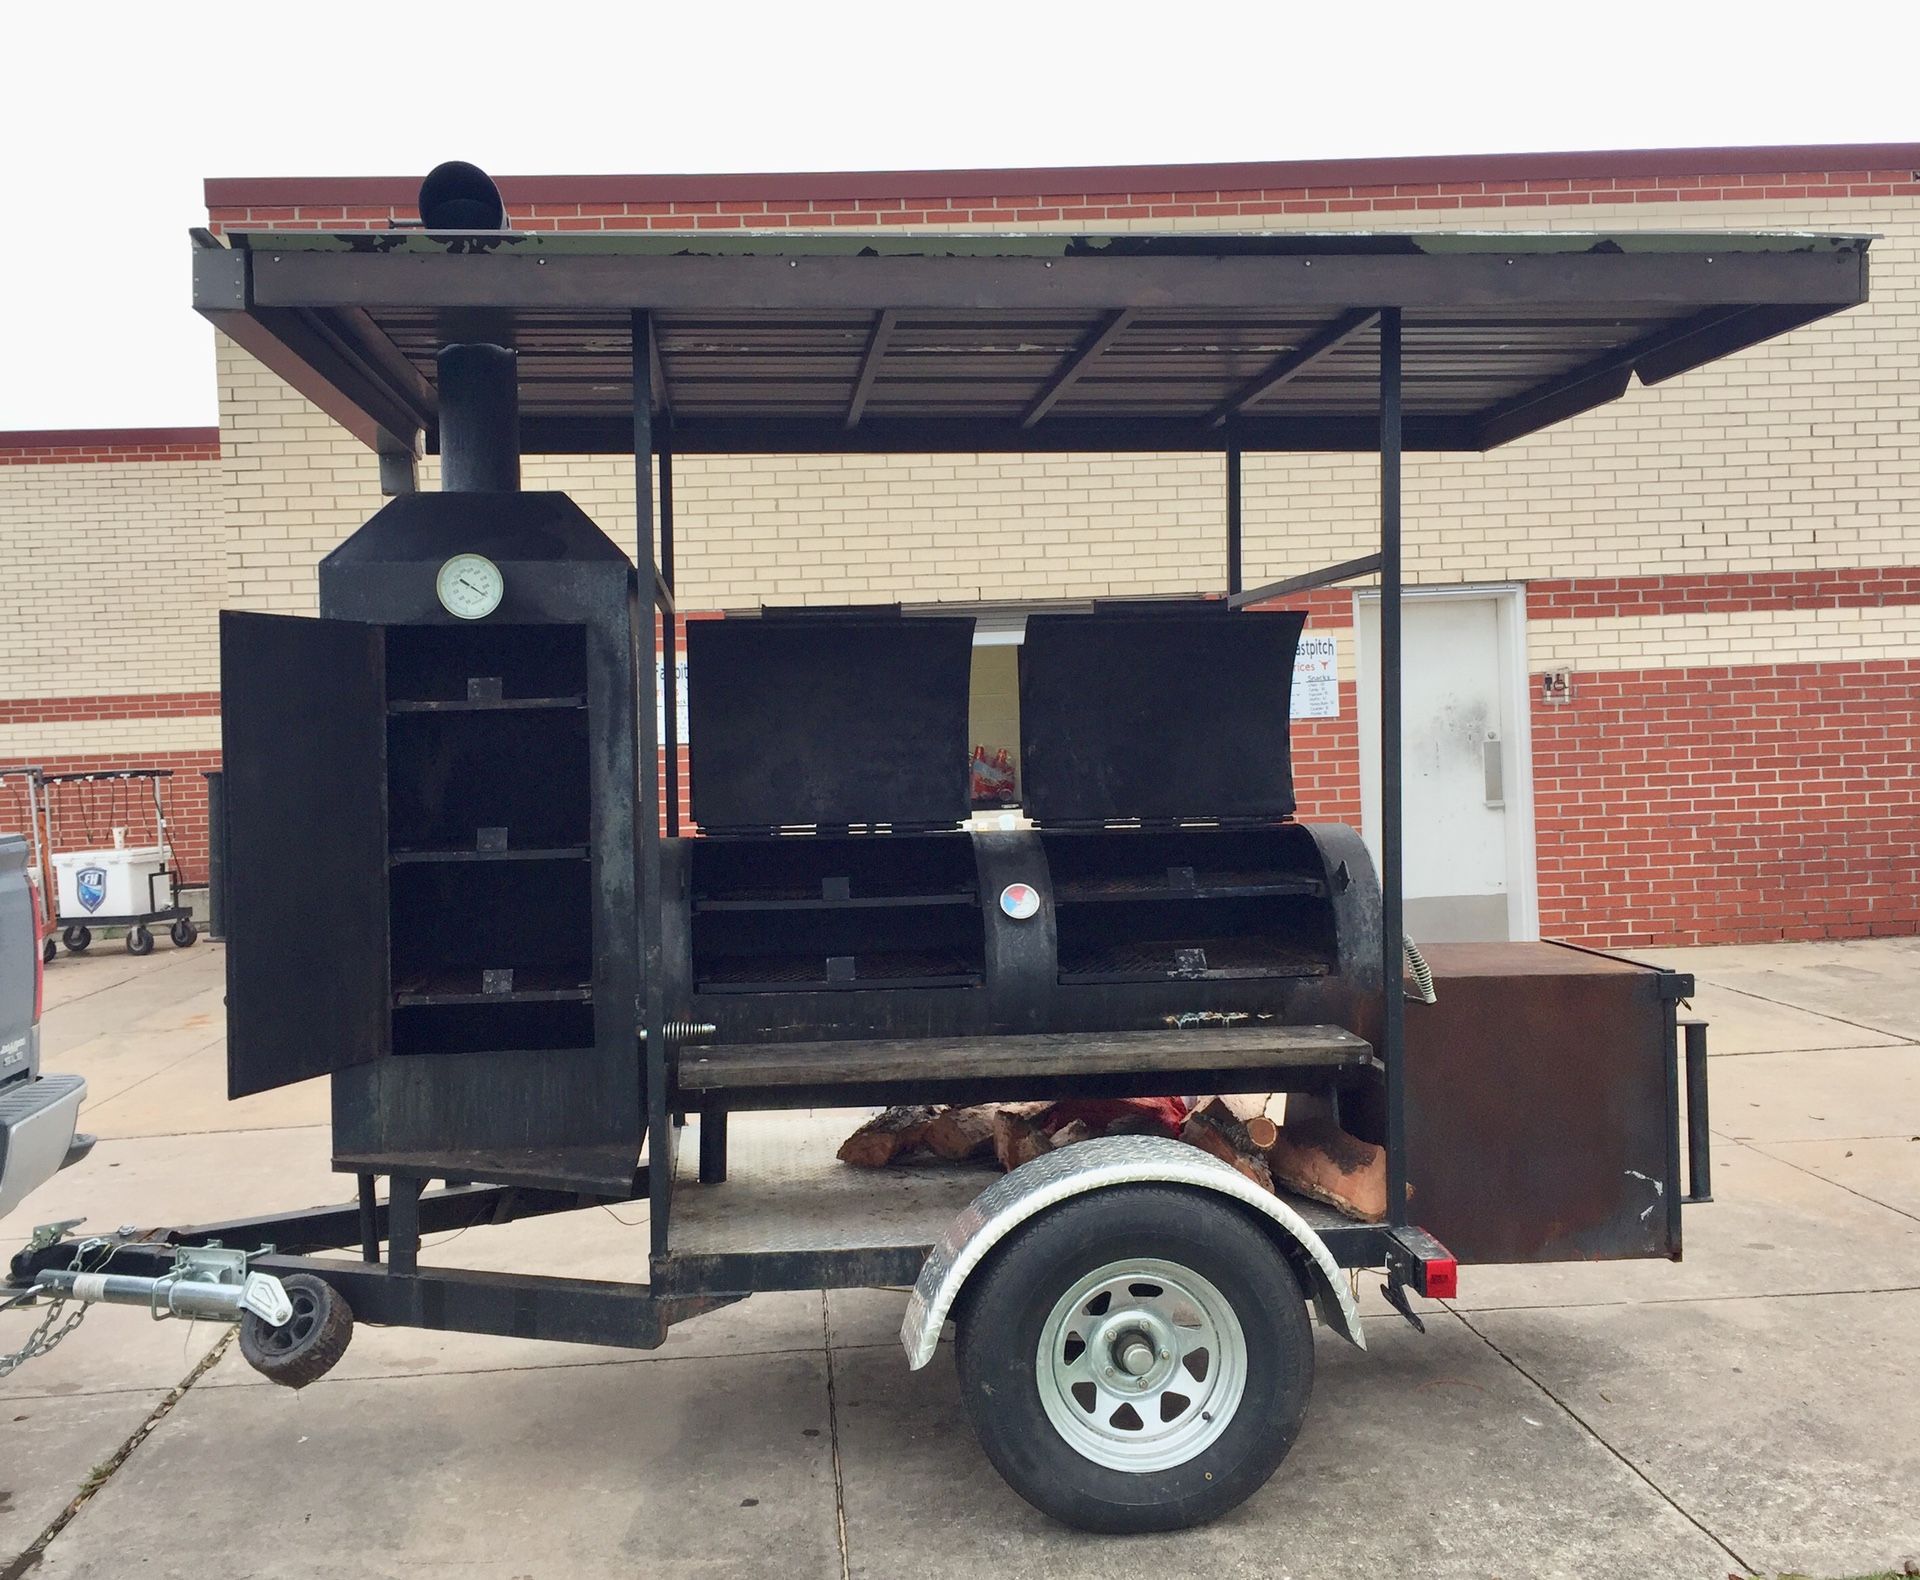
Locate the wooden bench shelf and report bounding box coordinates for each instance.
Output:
[675,1023,1373,1112]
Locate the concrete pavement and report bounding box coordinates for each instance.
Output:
[4,937,1917,1578]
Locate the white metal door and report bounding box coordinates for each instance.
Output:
[1356,587,1537,943]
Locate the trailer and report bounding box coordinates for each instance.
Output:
[6,164,1868,1531]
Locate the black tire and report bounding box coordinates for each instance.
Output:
[169,917,198,948]
[239,1273,354,1389]
[125,925,154,957]
[63,925,91,953]
[955,1186,1315,1534]
[43,936,57,965]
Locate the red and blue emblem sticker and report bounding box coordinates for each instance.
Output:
[999,882,1041,920]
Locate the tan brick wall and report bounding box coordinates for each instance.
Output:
[212,190,1920,680]
[0,457,223,698]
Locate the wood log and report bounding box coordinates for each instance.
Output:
[922,1105,1000,1162]
[993,1108,1056,1171]
[1218,1093,1274,1125]
[1181,1109,1274,1192]
[1264,1116,1387,1222]
[837,1105,936,1168]
[1049,1118,1093,1149]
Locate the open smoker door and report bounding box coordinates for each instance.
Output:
[220,611,388,1098]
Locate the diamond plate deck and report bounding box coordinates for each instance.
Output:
[670,1111,992,1257]
[667,1109,1354,1260]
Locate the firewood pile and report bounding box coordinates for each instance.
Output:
[836,1091,1385,1222]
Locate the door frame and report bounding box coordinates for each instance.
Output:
[1353,582,1539,942]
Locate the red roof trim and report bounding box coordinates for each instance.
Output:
[0,427,219,447]
[204,143,1920,210]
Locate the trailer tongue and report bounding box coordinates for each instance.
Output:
[7,162,1867,1530]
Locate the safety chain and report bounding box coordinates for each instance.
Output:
[0,1237,114,1380]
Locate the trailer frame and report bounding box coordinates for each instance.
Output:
[9,215,1863,1518]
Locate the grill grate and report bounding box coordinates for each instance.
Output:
[1058,935,1333,984]
[697,948,982,992]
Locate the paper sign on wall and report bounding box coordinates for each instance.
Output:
[656,657,691,742]
[1291,634,1339,719]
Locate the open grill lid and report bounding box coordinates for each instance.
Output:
[685,610,976,832]
[1019,606,1308,826]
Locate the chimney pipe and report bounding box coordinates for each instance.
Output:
[436,344,520,492]
[419,160,507,231]
[420,164,520,492]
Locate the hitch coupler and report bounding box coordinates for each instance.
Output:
[29,1242,293,1328]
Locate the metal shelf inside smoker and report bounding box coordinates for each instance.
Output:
[390,845,589,865]
[388,695,586,714]
[694,948,983,994]
[692,890,977,913]
[1057,936,1335,984]
[392,968,594,1007]
[1051,875,1327,904]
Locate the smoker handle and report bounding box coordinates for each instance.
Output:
[1679,1018,1712,1203]
[1482,735,1504,807]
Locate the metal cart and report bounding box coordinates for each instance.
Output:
[41,769,198,956]
[8,163,1868,1532]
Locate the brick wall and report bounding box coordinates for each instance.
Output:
[0,433,223,902]
[1532,661,1919,945]
[190,154,1920,945]
[5,149,1917,946]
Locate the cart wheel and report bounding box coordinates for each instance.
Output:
[954,1186,1314,1534]
[125,925,154,956]
[63,925,91,953]
[169,917,198,948]
[239,1273,354,1390]
[43,936,57,965]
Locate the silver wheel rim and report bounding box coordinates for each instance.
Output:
[1035,1256,1247,1473]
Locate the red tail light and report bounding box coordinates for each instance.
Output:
[1421,1256,1459,1301]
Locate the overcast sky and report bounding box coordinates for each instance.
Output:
[3,1,1914,429]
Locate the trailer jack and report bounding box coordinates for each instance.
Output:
[21,1230,293,1328]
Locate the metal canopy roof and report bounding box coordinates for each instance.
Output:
[194,228,1870,458]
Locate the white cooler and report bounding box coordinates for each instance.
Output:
[54,843,171,920]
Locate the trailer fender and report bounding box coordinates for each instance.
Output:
[900,1135,1365,1369]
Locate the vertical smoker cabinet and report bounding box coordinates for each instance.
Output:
[219,493,642,1192]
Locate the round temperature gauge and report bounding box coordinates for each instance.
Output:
[435,553,504,620]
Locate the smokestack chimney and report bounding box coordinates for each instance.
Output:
[420,163,519,491]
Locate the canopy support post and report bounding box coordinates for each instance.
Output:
[1379,306,1408,1229]
[1225,444,1243,596]
[661,437,679,838]
[633,311,671,1260]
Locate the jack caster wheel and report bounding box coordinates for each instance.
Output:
[63,925,91,953]
[169,917,198,948]
[125,925,154,957]
[43,937,57,965]
[955,1186,1314,1534]
[239,1273,353,1390]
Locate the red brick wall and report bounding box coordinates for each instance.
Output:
[204,158,1920,234]
[0,429,220,465]
[1532,660,1920,946]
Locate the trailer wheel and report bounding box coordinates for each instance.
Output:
[125,925,154,957]
[954,1185,1314,1533]
[44,936,57,965]
[169,917,198,948]
[63,925,91,953]
[239,1273,354,1389]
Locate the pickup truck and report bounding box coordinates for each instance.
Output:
[0,833,90,1220]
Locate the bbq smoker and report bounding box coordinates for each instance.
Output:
[222,455,1386,1193]
[19,154,1839,1534]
